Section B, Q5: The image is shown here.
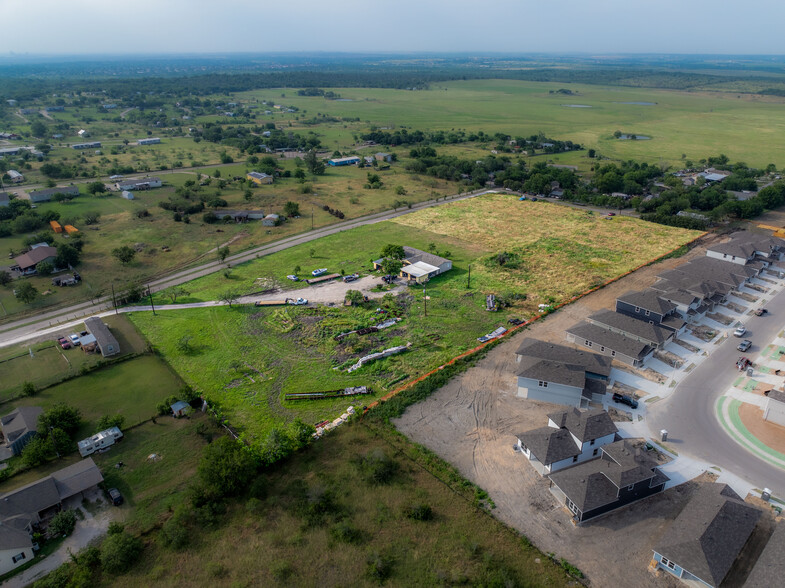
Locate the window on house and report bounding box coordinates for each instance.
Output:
[611,350,616,357]
[627,484,635,491]
[645,310,650,316]
[590,439,595,446]
[12,552,26,564]
[660,557,675,570]
[600,346,605,352]
[573,455,578,463]
[593,448,599,456]
[538,381,548,388]
[585,340,592,348]
[566,499,579,515]
[723,254,727,258]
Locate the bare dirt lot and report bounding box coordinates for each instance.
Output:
[739,402,785,455]
[393,235,724,587]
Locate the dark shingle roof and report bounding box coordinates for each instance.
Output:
[547,407,617,442]
[601,439,663,487]
[50,458,104,499]
[766,389,785,404]
[616,290,677,315]
[566,323,652,359]
[515,338,611,378]
[654,483,761,587]
[84,317,120,357]
[517,356,586,388]
[745,522,785,588]
[0,523,33,551]
[516,426,580,465]
[587,309,672,346]
[548,439,666,513]
[0,406,43,444]
[401,246,450,267]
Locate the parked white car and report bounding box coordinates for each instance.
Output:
[733,325,747,337]
[311,268,328,276]
[289,297,308,305]
[286,275,299,281]
[69,333,81,346]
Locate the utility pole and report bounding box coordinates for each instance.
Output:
[467,264,471,289]
[148,284,156,316]
[111,283,118,314]
[312,204,314,230]
[423,285,427,318]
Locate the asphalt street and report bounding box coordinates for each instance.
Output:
[0,189,499,345]
[647,282,785,495]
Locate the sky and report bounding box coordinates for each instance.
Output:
[2,0,785,56]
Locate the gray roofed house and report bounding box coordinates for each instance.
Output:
[517,357,587,389]
[653,483,761,587]
[83,317,120,357]
[617,289,677,316]
[373,246,453,284]
[514,338,611,378]
[745,521,785,588]
[1,406,43,458]
[29,185,79,203]
[565,322,653,367]
[705,231,784,267]
[587,309,674,349]
[514,339,610,407]
[516,408,618,475]
[548,439,669,523]
[50,458,105,498]
[547,407,618,443]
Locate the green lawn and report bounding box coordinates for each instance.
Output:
[0,314,148,400]
[10,354,184,438]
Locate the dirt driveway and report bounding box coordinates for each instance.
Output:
[241,275,405,306]
[393,237,720,587]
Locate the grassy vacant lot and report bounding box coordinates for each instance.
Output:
[132,194,698,441]
[114,423,573,588]
[0,314,147,400]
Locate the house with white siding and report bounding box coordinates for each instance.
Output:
[516,408,617,475]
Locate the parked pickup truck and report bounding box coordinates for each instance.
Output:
[311,268,328,277]
[288,297,308,306]
[343,273,360,283]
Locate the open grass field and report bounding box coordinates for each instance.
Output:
[131,194,698,442]
[0,314,147,400]
[112,423,573,588]
[236,80,785,169]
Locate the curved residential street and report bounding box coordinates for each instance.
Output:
[647,282,785,495]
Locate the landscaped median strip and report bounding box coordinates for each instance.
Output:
[365,232,707,414]
[716,396,785,470]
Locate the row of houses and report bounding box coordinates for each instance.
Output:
[565,231,785,367]
[514,395,780,587]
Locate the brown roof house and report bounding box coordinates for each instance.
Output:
[652,483,761,587]
[11,245,58,274]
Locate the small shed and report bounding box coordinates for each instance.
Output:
[262,213,280,226]
[171,400,191,418]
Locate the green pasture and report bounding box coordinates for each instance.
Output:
[238,80,785,168]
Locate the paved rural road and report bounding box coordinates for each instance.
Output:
[0,189,498,346]
[647,285,785,495]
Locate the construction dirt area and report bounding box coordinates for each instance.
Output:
[393,234,730,588]
[740,403,785,455]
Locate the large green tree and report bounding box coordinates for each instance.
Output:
[112,245,136,265]
[14,281,38,304]
[197,437,257,496]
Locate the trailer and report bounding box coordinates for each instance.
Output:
[284,386,370,401]
[78,426,123,457]
[306,273,341,285]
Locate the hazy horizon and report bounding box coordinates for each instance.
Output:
[2,0,785,56]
